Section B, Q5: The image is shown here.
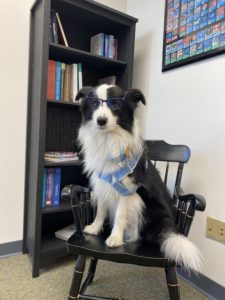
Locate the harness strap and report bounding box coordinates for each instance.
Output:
[98,149,143,196]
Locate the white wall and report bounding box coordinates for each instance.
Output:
[128,0,225,288]
[95,0,127,13]
[0,0,34,244]
[0,0,126,245]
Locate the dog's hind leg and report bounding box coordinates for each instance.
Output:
[124,193,145,242]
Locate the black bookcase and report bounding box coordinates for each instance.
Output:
[23,0,138,278]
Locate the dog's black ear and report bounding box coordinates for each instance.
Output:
[125,88,146,106]
[75,86,93,101]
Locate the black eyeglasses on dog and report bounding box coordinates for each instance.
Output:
[86,97,124,110]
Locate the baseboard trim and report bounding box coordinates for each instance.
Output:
[0,240,23,257]
[178,269,225,300]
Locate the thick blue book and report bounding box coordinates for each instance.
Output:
[55,62,61,100]
[45,168,54,207]
[42,168,47,208]
[52,168,61,207]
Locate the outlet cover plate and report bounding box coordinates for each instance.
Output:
[206,216,225,244]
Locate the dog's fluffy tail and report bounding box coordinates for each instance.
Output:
[161,231,203,273]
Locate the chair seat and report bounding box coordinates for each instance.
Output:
[67,227,172,268]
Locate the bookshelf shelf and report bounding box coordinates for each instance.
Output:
[41,235,66,254]
[40,234,67,266]
[47,99,80,107]
[42,201,71,214]
[24,0,137,278]
[49,43,127,70]
[44,160,82,167]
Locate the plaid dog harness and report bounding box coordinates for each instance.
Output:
[97,149,143,196]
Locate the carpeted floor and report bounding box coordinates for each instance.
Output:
[0,254,210,300]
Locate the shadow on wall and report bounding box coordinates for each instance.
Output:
[132,32,152,136]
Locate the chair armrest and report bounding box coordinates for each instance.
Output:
[176,187,206,212]
[61,185,91,237]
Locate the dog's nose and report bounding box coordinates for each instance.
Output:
[97,117,108,126]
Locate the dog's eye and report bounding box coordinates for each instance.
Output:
[107,98,123,110]
[87,97,100,109]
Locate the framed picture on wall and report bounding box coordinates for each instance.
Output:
[162,0,225,71]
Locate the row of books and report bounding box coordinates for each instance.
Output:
[47,60,83,101]
[42,168,61,208]
[44,152,79,162]
[90,33,118,59]
[50,10,120,61]
[50,9,69,47]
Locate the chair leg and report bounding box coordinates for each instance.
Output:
[165,266,180,300]
[80,257,98,294]
[68,255,86,300]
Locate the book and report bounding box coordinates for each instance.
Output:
[71,63,78,102]
[42,168,47,208]
[52,168,61,207]
[113,38,118,60]
[104,34,109,57]
[108,35,114,59]
[51,10,58,44]
[63,64,71,101]
[60,63,66,100]
[98,75,116,85]
[55,61,61,100]
[47,60,56,99]
[45,168,54,206]
[44,152,79,162]
[55,224,76,241]
[78,63,83,90]
[49,15,54,43]
[56,12,69,47]
[90,33,105,56]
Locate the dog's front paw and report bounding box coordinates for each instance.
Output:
[84,224,101,235]
[105,235,123,248]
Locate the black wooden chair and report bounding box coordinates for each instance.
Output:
[61,140,206,300]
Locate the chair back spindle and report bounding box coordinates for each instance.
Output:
[146,140,195,236]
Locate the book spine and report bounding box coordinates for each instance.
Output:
[71,63,78,102]
[56,12,69,47]
[42,168,47,208]
[45,168,54,207]
[52,168,61,207]
[47,60,56,99]
[55,61,61,100]
[108,35,114,59]
[104,34,109,57]
[78,63,83,90]
[63,64,71,101]
[60,63,65,101]
[100,33,105,56]
[113,38,118,60]
[51,10,58,44]
[49,16,54,43]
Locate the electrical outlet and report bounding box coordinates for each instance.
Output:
[206,216,225,244]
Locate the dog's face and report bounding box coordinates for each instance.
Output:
[76,84,146,133]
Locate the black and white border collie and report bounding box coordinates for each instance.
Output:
[76,84,202,273]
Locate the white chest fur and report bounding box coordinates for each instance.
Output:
[78,119,145,246]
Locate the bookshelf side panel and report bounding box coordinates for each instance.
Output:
[24,0,50,277]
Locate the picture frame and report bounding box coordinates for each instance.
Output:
[162,0,225,71]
